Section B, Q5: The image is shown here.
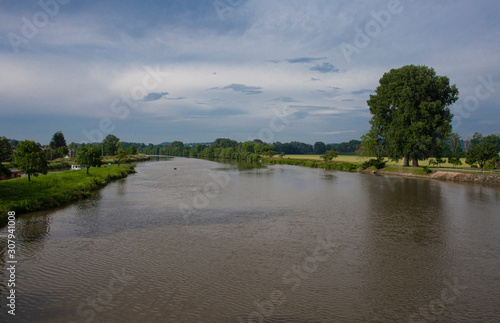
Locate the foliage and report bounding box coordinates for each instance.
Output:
[422,166,433,174]
[13,140,48,181]
[50,131,67,149]
[116,148,128,165]
[103,134,120,156]
[465,133,499,169]
[273,141,313,155]
[365,65,459,167]
[77,144,102,174]
[0,137,13,162]
[47,146,69,160]
[313,141,326,154]
[335,140,362,154]
[448,133,461,156]
[448,157,462,168]
[321,150,339,163]
[362,158,386,170]
[0,163,12,178]
[361,128,385,160]
[127,144,137,155]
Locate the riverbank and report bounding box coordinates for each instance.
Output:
[0,164,135,227]
[44,153,150,170]
[262,157,500,185]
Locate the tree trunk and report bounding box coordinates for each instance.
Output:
[403,155,410,167]
[28,173,31,182]
[412,156,419,167]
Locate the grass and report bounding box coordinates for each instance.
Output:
[0,164,135,226]
[281,155,469,168]
[380,166,432,176]
[262,157,360,172]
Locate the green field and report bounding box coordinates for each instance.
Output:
[282,155,469,168]
[0,164,135,226]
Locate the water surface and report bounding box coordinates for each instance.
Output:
[1,158,499,322]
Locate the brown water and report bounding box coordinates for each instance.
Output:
[1,158,499,322]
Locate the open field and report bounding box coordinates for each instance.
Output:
[282,155,471,168]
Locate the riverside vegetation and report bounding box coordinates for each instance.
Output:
[0,164,135,227]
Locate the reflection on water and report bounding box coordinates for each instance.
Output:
[0,157,499,322]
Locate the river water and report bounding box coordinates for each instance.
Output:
[1,158,499,322]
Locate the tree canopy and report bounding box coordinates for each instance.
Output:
[0,137,13,162]
[13,140,48,181]
[77,144,102,174]
[465,133,500,169]
[50,131,67,149]
[103,134,120,156]
[365,65,459,167]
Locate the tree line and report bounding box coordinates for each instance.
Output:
[0,132,139,180]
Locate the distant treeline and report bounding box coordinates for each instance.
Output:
[1,135,471,164]
[134,137,469,159]
[133,139,364,159]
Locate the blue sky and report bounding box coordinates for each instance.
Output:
[0,0,499,145]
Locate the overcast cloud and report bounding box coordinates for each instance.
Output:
[0,0,499,144]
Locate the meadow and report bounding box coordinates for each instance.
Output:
[282,155,469,168]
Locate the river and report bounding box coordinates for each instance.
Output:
[1,158,499,322]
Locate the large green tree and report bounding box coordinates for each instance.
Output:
[365,65,459,167]
[50,131,67,149]
[77,144,101,174]
[13,140,48,181]
[0,137,13,162]
[103,134,120,156]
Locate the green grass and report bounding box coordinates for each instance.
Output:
[0,164,135,226]
[262,157,360,172]
[381,166,432,175]
[281,155,468,168]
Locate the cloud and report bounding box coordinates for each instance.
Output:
[0,1,499,144]
[314,130,356,135]
[273,97,299,102]
[213,83,263,95]
[309,62,339,73]
[286,57,326,64]
[142,92,169,101]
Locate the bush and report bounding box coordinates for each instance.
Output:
[484,162,495,169]
[362,158,386,170]
[422,166,433,174]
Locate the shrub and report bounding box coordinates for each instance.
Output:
[362,158,386,170]
[422,166,433,174]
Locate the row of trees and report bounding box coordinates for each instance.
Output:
[0,132,140,180]
[137,139,363,157]
[139,139,276,162]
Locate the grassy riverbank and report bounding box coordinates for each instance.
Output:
[262,156,500,184]
[262,157,360,171]
[0,164,135,226]
[43,153,150,170]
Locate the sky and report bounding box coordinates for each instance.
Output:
[0,0,499,145]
